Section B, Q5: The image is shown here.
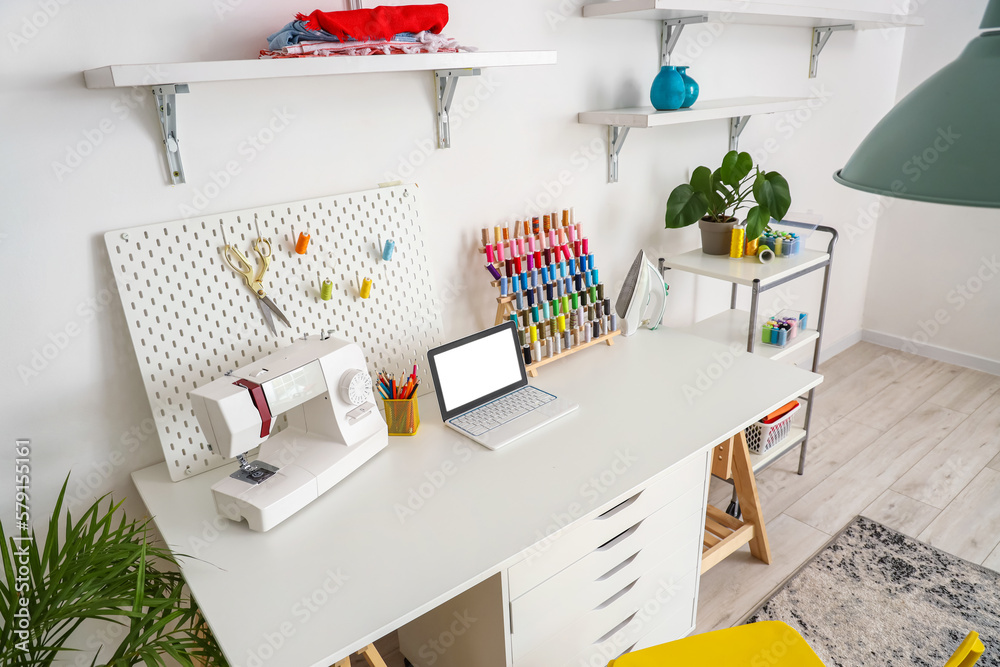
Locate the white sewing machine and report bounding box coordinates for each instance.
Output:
[189,336,388,531]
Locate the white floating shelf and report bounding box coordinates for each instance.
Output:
[578,96,813,129]
[583,0,923,29]
[82,50,556,185]
[663,247,830,288]
[582,97,819,182]
[749,427,807,472]
[83,50,557,89]
[678,309,819,362]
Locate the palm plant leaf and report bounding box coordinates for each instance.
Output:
[1,476,230,667]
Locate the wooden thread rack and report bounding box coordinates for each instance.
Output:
[477,211,619,377]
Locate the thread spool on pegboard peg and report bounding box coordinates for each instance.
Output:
[294,229,311,255]
[318,270,334,301]
[356,272,372,300]
[378,233,395,262]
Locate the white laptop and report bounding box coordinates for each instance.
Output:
[427,321,579,450]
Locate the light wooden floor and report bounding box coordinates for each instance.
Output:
[697,341,1000,633]
[361,342,1000,665]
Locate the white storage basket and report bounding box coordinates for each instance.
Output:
[745,404,800,454]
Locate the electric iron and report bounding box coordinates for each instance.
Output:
[615,250,667,336]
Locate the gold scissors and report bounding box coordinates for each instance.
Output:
[220,220,292,336]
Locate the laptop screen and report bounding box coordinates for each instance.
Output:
[427,321,527,420]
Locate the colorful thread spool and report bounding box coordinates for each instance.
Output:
[295,232,311,255]
[382,239,395,261]
[320,279,333,301]
[730,227,745,259]
[357,274,373,299]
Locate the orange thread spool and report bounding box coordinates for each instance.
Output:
[295,232,310,254]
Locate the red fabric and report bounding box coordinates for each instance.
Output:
[296,4,449,42]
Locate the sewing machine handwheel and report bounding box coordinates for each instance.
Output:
[339,369,372,406]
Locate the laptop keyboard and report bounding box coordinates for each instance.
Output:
[450,386,556,436]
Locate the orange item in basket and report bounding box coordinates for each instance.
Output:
[762,401,799,424]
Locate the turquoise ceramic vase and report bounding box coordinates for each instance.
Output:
[677,66,699,108]
[650,66,686,110]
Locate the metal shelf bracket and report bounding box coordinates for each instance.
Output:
[434,68,481,149]
[729,115,750,152]
[661,16,708,66]
[809,24,853,77]
[153,84,189,185]
[608,125,631,184]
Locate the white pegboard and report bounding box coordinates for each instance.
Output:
[105,185,444,481]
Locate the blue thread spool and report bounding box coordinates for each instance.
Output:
[382,239,395,261]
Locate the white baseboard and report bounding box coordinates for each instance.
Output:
[818,330,864,365]
[862,329,1000,375]
[790,329,864,370]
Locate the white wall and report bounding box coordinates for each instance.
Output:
[863,0,1000,373]
[1,1,906,531]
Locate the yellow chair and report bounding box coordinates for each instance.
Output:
[607,621,984,667]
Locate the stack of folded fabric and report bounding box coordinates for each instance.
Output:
[260,3,474,59]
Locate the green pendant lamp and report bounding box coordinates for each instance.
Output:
[834,0,1000,207]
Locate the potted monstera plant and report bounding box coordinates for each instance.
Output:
[665,150,791,255]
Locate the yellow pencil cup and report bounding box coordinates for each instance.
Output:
[383,398,420,436]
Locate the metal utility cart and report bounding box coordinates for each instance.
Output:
[661,220,837,504]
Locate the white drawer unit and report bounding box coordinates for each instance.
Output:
[568,570,698,667]
[511,496,704,658]
[515,558,698,667]
[510,449,709,667]
[397,449,711,667]
[508,452,707,601]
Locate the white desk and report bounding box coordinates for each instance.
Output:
[131,328,821,667]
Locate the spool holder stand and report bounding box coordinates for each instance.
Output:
[479,245,619,378]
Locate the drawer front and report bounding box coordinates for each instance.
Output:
[628,594,697,654]
[568,572,696,667]
[514,554,698,667]
[511,495,703,659]
[508,452,706,601]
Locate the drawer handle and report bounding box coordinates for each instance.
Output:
[598,492,642,520]
[597,521,642,552]
[596,577,638,610]
[597,551,640,582]
[593,611,638,645]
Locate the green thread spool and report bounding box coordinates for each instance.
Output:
[320,279,333,301]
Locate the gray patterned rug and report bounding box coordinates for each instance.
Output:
[747,516,999,666]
